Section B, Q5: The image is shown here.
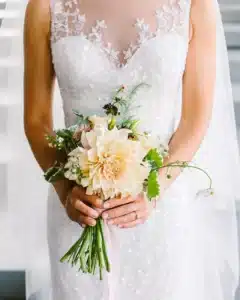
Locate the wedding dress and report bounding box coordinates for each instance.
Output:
[47,0,240,299]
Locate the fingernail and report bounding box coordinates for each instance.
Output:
[103,202,110,209]
[90,220,96,226]
[102,212,108,219]
[107,220,114,225]
[92,211,99,218]
[118,224,123,228]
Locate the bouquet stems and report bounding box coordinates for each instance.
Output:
[60,217,110,280]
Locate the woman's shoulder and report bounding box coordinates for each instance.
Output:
[25,0,51,38]
[190,0,217,36]
[190,0,217,17]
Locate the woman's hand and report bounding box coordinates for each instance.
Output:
[101,193,154,229]
[65,186,103,227]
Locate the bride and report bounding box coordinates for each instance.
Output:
[23,0,240,299]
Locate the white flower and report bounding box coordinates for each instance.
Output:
[96,20,107,29]
[138,134,160,152]
[64,170,78,181]
[104,43,120,62]
[64,126,151,200]
[57,137,64,143]
[64,147,89,183]
[135,19,145,29]
[88,115,109,128]
[159,143,169,157]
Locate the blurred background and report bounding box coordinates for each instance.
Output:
[0,0,239,299]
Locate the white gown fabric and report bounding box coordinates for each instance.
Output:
[47,0,240,299]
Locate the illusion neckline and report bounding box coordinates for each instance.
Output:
[51,0,188,69]
[65,11,166,69]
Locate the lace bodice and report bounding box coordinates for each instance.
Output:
[50,0,191,143]
[51,0,189,68]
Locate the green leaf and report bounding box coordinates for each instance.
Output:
[54,128,78,152]
[45,134,57,147]
[103,103,119,116]
[68,124,79,132]
[147,170,160,200]
[108,117,116,130]
[72,110,90,126]
[129,119,140,130]
[144,148,163,170]
[56,128,74,138]
[72,109,84,118]
[44,166,65,182]
[128,83,151,100]
[120,118,139,130]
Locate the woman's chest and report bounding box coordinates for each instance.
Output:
[52,34,188,94]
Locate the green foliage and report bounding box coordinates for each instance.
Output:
[45,134,56,147]
[60,218,110,280]
[120,118,139,131]
[56,128,74,137]
[102,83,150,133]
[44,165,65,182]
[147,170,160,200]
[54,129,77,152]
[144,148,163,170]
[128,82,150,100]
[118,118,140,139]
[103,103,119,116]
[144,149,163,200]
[72,110,91,126]
[108,117,116,130]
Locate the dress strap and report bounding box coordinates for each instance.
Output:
[50,0,85,43]
[161,0,191,39]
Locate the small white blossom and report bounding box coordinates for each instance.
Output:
[96,20,107,29]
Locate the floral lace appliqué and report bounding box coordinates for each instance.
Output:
[51,0,188,68]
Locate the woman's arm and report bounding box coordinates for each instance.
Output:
[158,0,217,193]
[24,0,102,226]
[24,0,55,171]
[101,0,217,228]
[23,0,70,204]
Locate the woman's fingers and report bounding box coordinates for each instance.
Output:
[72,186,103,208]
[107,210,147,226]
[74,200,99,218]
[69,188,152,228]
[107,212,137,225]
[78,214,97,227]
[102,202,141,220]
[103,196,133,209]
[119,219,145,229]
[103,194,153,228]
[68,186,102,227]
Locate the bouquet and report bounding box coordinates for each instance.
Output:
[44,84,212,280]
